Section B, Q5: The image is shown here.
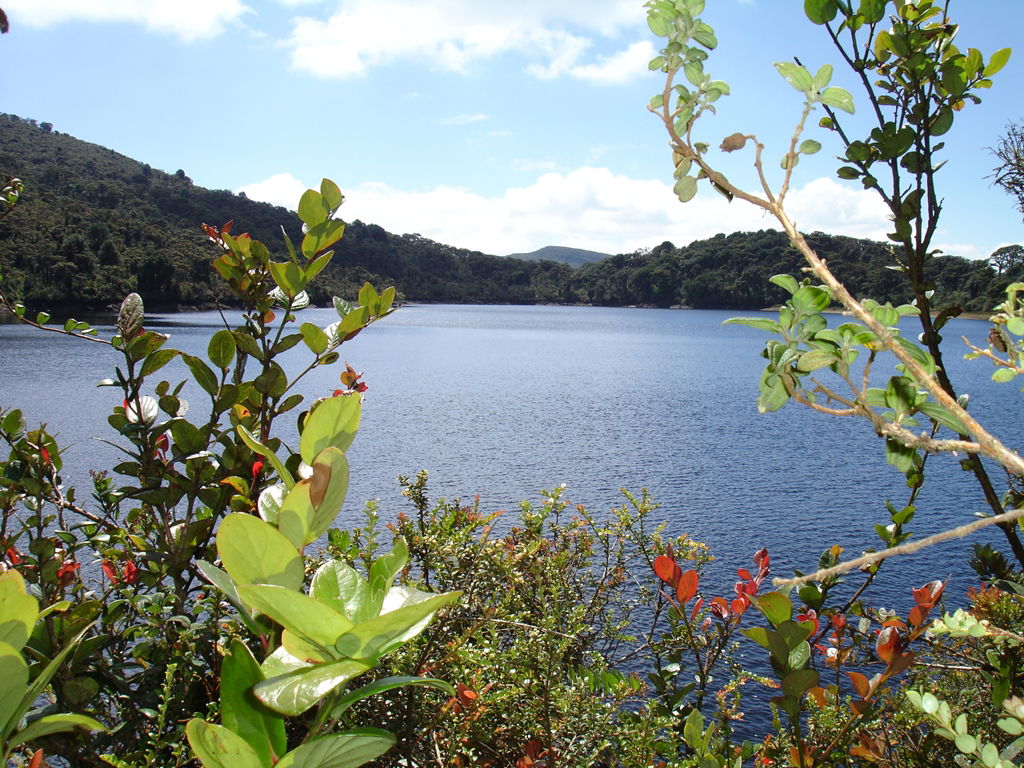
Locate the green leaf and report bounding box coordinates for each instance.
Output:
[170,420,206,456]
[307,447,350,542]
[10,713,106,748]
[10,622,96,744]
[140,348,179,378]
[301,323,330,356]
[186,719,264,768]
[0,570,39,652]
[819,86,855,114]
[238,585,353,649]
[984,48,1012,77]
[306,250,334,283]
[741,627,772,649]
[770,274,799,295]
[196,561,262,635]
[297,189,330,229]
[799,139,822,155]
[723,317,782,333]
[776,619,814,649]
[274,729,396,768]
[774,62,813,92]
[208,330,237,370]
[791,285,831,313]
[303,220,347,259]
[311,561,372,624]
[217,514,304,591]
[804,0,838,24]
[916,401,967,435]
[320,178,344,212]
[1006,317,1024,336]
[884,375,917,413]
[0,642,29,734]
[857,0,885,23]
[931,108,954,136]
[275,451,350,549]
[788,640,811,670]
[300,395,362,464]
[367,539,410,613]
[182,353,220,397]
[237,425,294,489]
[992,368,1017,383]
[682,709,704,749]
[954,733,977,754]
[334,591,461,661]
[782,668,819,697]
[674,175,698,203]
[755,592,792,627]
[797,349,836,372]
[220,639,286,767]
[329,676,454,720]
[692,23,717,50]
[256,658,371,717]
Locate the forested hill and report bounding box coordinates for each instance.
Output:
[0,113,1011,313]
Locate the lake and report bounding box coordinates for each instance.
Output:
[0,303,1017,608]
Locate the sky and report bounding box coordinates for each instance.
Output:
[2,0,1022,259]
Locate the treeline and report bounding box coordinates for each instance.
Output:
[0,113,1014,313]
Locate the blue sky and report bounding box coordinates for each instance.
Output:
[2,0,1022,259]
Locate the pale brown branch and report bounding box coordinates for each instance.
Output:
[773,507,1024,586]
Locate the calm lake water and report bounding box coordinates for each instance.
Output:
[0,304,1018,609]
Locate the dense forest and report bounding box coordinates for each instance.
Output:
[0,113,1017,314]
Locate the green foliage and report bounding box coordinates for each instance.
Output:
[0,569,105,764]
[0,178,400,764]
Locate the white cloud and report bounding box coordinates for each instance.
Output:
[284,0,646,80]
[236,172,309,209]
[567,40,656,84]
[5,0,250,41]
[442,113,489,125]
[237,168,892,255]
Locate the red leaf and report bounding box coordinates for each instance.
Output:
[847,670,870,699]
[28,749,45,768]
[889,649,916,676]
[653,555,681,588]
[737,568,753,580]
[753,547,770,570]
[908,604,930,628]
[709,596,731,619]
[912,579,945,606]
[731,596,749,615]
[850,699,872,716]
[221,219,234,234]
[676,569,698,603]
[101,560,119,585]
[124,561,139,584]
[875,626,901,664]
[6,546,21,565]
[796,609,819,636]
[690,597,704,624]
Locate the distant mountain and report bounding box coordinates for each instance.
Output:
[505,245,609,267]
[0,114,1009,313]
[0,114,577,310]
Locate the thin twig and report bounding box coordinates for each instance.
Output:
[773,507,1024,586]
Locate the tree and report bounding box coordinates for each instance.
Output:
[990,244,1024,276]
[991,119,1024,217]
[648,0,1024,565]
